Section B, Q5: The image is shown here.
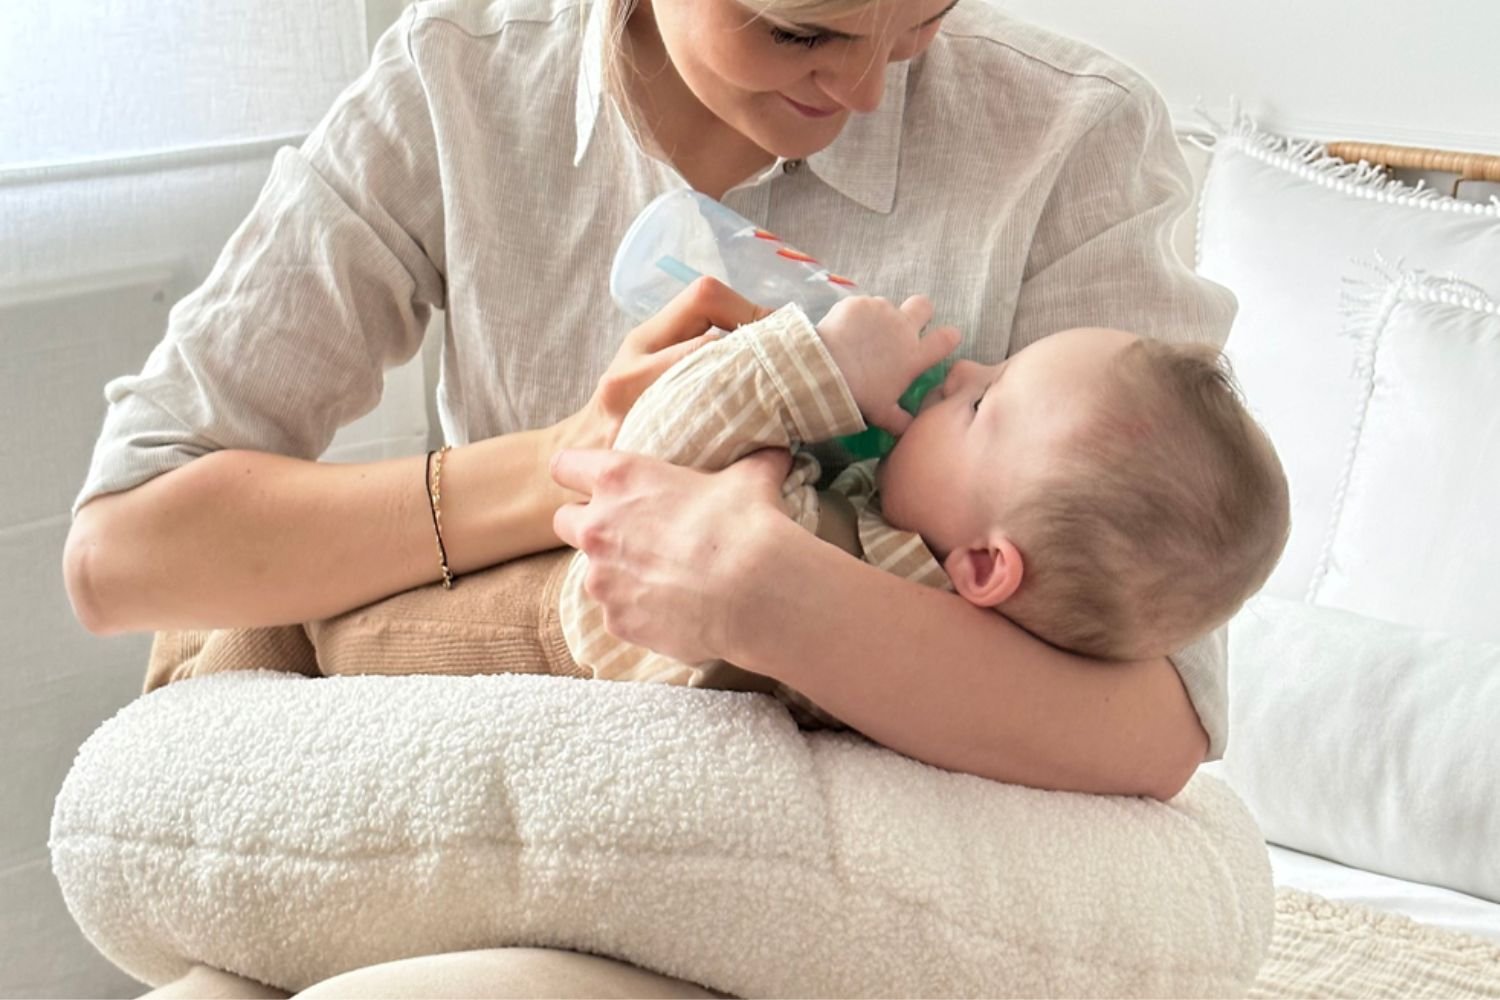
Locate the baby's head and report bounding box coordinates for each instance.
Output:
[877,327,1290,660]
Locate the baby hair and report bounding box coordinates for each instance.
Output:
[1000,339,1290,661]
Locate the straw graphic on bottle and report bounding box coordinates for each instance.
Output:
[655,256,704,287]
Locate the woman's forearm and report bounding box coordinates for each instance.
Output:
[64,424,580,635]
[726,514,1209,799]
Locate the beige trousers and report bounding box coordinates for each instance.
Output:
[141,950,726,999]
[144,549,585,692]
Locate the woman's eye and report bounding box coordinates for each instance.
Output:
[770,26,831,49]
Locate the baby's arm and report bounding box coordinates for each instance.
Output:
[613,296,961,466]
[813,296,960,436]
[611,304,863,468]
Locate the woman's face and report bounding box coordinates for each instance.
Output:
[644,0,959,160]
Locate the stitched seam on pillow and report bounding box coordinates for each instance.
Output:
[51,830,1253,980]
[1308,268,1499,602]
[1397,277,1500,316]
[1193,138,1224,270]
[1307,279,1401,602]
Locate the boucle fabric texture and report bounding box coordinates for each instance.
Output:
[52,672,1272,998]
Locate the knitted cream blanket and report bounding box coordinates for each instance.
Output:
[1255,889,1500,998]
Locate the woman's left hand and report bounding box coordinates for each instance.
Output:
[556,277,769,455]
[550,447,793,664]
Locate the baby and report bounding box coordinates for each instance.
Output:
[146,295,1289,729]
[559,294,1290,720]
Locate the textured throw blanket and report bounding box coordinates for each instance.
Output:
[1255,890,1500,998]
[53,672,1274,998]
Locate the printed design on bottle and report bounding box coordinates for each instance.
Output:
[734,226,855,290]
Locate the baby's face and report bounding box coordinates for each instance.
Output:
[877,327,1139,557]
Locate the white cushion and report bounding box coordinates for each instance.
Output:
[1226,595,1500,904]
[1195,118,1500,601]
[51,672,1274,998]
[1308,269,1500,643]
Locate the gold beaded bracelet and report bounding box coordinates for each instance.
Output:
[425,445,455,589]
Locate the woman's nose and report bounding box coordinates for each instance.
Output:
[816,54,888,114]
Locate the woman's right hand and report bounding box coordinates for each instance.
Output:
[555,277,769,454]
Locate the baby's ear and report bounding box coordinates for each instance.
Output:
[943,535,1023,609]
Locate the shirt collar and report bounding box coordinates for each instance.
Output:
[573,0,609,167]
[804,59,907,215]
[574,5,907,215]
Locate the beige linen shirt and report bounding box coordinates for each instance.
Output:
[74,0,1234,757]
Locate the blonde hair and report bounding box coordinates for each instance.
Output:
[999,339,1290,661]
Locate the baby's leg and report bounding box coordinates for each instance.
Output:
[144,626,318,693]
[307,547,585,678]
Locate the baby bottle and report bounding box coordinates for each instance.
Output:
[609,190,945,460]
[610,189,858,325]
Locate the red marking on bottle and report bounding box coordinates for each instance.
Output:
[776,248,819,264]
[828,274,856,287]
[754,230,781,242]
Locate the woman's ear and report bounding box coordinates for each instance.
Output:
[943,535,1023,608]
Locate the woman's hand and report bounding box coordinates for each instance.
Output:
[551,447,793,664]
[555,277,768,454]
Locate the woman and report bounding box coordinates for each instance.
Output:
[66,0,1234,993]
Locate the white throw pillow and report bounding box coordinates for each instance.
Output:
[1308,268,1500,642]
[1225,595,1500,904]
[1195,117,1500,600]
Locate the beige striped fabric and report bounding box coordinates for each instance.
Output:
[558,305,952,713]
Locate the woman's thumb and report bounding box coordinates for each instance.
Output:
[734,447,794,490]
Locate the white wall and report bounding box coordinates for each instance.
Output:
[996,0,1500,154]
[0,3,419,997]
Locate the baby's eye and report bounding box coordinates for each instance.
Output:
[770,26,832,49]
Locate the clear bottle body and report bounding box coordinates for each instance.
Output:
[610,190,857,324]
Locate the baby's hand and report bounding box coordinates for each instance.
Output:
[816,295,961,435]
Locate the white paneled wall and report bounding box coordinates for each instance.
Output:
[995,0,1500,154]
[0,2,418,996]
[1,1,369,165]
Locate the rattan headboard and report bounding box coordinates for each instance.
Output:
[1325,141,1500,196]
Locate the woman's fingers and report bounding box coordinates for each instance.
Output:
[636,277,768,352]
[549,448,613,502]
[649,330,720,377]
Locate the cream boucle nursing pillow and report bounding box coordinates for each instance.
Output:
[52,672,1273,998]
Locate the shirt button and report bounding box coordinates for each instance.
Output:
[783,159,803,175]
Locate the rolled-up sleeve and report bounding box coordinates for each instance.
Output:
[73,10,446,516]
[1169,625,1228,762]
